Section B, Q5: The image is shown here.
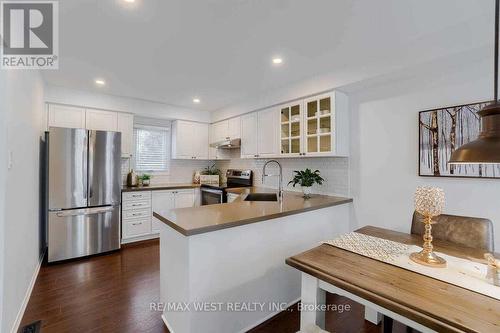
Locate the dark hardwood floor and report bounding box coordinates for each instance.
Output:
[21,240,409,333]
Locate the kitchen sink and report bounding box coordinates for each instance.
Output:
[244,193,278,202]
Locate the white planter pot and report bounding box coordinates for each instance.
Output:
[302,186,312,198]
[200,175,220,185]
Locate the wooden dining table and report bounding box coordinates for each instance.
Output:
[285,226,500,333]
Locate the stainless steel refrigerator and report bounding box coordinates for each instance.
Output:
[47,127,121,262]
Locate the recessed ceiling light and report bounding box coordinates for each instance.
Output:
[95,79,106,86]
[124,0,135,3]
[193,98,201,104]
[272,57,283,65]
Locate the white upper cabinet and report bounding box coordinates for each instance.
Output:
[241,109,278,158]
[278,91,349,157]
[279,101,303,157]
[48,104,86,129]
[172,120,209,160]
[85,109,118,131]
[192,122,209,159]
[210,116,241,145]
[240,113,258,158]
[117,113,134,157]
[228,117,241,139]
[257,108,279,157]
[211,121,229,143]
[209,124,230,160]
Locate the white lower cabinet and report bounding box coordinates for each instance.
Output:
[151,189,195,233]
[122,191,152,242]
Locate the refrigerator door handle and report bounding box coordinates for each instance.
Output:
[56,206,115,217]
[88,130,94,200]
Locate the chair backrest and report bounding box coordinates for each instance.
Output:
[411,211,495,252]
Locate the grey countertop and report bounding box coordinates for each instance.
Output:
[153,187,353,236]
[122,183,200,192]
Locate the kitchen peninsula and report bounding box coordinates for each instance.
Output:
[153,188,352,333]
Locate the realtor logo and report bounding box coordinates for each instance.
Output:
[1,1,58,69]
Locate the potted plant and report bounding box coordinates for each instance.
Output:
[200,164,221,185]
[141,174,152,186]
[288,169,324,198]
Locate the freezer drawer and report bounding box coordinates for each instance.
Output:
[48,206,120,262]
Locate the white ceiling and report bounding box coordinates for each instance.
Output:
[41,0,493,112]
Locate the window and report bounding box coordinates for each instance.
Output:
[134,126,169,172]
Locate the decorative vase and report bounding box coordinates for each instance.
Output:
[142,179,150,186]
[127,169,138,187]
[302,186,312,198]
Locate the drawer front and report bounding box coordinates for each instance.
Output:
[123,218,151,238]
[122,200,151,211]
[123,191,151,202]
[122,208,151,220]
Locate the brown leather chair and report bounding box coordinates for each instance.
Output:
[383,211,495,333]
[411,211,495,252]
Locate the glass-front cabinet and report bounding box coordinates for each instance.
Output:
[304,93,334,156]
[280,102,303,156]
[279,92,345,157]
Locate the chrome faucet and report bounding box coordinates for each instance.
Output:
[262,160,283,199]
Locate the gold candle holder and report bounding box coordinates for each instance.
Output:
[410,186,447,268]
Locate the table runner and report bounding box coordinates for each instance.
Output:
[323,232,500,300]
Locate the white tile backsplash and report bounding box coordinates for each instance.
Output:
[216,155,349,196]
[121,158,215,185]
[121,151,349,196]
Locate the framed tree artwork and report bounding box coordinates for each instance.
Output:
[419,101,500,178]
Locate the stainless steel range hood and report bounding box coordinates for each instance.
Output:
[210,138,241,149]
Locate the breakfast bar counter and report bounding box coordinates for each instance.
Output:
[153,187,352,235]
[155,188,352,333]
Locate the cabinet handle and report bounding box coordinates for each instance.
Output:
[131,222,143,226]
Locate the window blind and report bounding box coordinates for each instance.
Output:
[134,127,168,171]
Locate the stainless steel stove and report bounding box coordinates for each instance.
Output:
[200,169,252,205]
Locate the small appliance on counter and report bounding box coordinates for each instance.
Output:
[200,169,252,205]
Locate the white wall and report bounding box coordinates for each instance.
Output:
[0,65,7,333]
[45,85,211,123]
[348,50,500,250]
[0,70,45,333]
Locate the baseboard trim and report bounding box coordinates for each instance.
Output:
[121,233,159,245]
[160,298,300,333]
[161,314,176,333]
[10,250,45,333]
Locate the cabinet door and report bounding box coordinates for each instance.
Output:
[193,123,209,159]
[257,108,279,157]
[228,117,241,138]
[279,102,303,157]
[86,109,118,131]
[212,121,228,143]
[152,191,175,233]
[172,121,194,159]
[240,113,258,158]
[303,93,334,156]
[174,190,195,208]
[48,104,86,129]
[117,113,134,157]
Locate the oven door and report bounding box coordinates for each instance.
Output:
[201,188,224,205]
